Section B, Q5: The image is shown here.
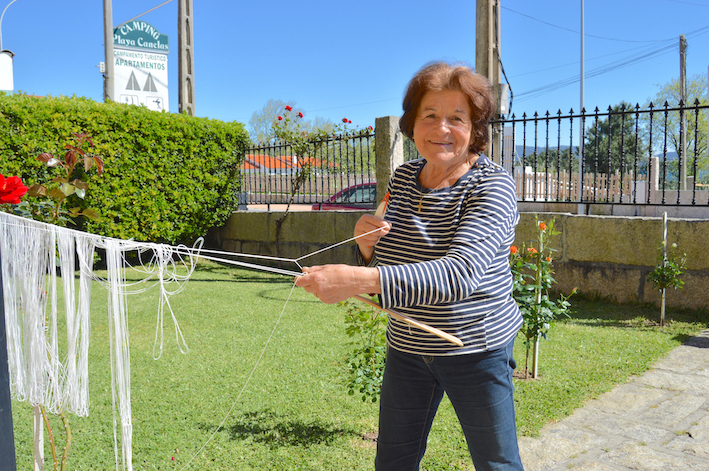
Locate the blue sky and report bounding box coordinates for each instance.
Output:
[1,0,708,134]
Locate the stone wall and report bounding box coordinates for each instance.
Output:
[515,212,709,310]
[209,211,709,310]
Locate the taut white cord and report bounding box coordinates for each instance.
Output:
[179,281,298,471]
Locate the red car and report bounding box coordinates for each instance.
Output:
[312,182,377,210]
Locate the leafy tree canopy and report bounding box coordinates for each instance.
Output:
[644,73,708,159]
[583,101,649,175]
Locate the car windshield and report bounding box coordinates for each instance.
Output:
[335,186,375,203]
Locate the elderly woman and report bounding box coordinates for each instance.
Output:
[296,61,524,471]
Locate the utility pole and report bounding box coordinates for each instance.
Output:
[578,0,585,213]
[178,0,195,116]
[475,0,502,163]
[679,34,687,191]
[103,0,114,102]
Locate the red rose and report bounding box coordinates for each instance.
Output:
[510,246,518,254]
[285,106,293,112]
[368,126,373,131]
[348,120,352,124]
[0,174,28,205]
[342,118,348,123]
[539,222,547,231]
[278,116,283,121]
[298,112,304,118]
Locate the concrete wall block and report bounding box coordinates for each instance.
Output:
[282,212,334,244]
[555,262,644,304]
[241,241,270,258]
[222,239,241,254]
[641,271,709,310]
[223,211,271,242]
[299,245,358,267]
[669,220,709,271]
[565,215,658,266]
[514,212,568,255]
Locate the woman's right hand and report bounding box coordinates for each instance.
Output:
[355,214,391,263]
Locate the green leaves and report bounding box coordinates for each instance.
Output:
[510,217,576,376]
[340,300,387,403]
[647,241,687,291]
[0,94,249,242]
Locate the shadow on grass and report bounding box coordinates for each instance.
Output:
[556,294,709,346]
[199,409,359,449]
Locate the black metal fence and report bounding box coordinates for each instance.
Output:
[489,100,709,206]
[240,101,708,209]
[242,130,376,207]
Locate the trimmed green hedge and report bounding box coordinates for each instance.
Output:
[0,93,247,244]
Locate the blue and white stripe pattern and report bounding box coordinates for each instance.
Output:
[373,155,522,355]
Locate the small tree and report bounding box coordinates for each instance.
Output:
[646,219,687,327]
[269,106,354,257]
[511,217,575,378]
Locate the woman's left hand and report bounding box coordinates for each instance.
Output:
[295,265,380,304]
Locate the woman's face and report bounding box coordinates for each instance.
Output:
[412,90,473,167]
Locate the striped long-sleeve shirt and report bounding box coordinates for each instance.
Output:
[371,155,522,355]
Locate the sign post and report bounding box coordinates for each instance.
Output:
[113,20,169,111]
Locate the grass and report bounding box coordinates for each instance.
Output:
[9,261,709,470]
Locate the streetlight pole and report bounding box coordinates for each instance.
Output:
[0,0,20,51]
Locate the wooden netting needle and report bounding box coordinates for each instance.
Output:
[352,294,464,347]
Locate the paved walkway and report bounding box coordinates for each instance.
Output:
[518,329,709,471]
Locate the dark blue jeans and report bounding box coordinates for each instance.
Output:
[374,339,524,471]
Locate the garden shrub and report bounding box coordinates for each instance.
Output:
[0,93,247,243]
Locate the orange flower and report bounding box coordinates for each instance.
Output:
[547,256,552,262]
[539,222,547,231]
[510,246,518,254]
[527,247,538,254]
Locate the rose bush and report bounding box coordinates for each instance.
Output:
[510,217,576,378]
[270,105,354,253]
[0,174,28,205]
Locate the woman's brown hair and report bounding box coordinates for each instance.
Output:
[399,61,496,155]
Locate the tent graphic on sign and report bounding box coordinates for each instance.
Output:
[125,72,141,90]
[143,74,158,92]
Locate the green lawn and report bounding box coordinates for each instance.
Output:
[9,261,708,470]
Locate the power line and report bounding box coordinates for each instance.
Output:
[511,40,673,78]
[666,0,709,6]
[516,42,678,104]
[502,5,679,43]
[116,0,174,29]
[514,24,709,104]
